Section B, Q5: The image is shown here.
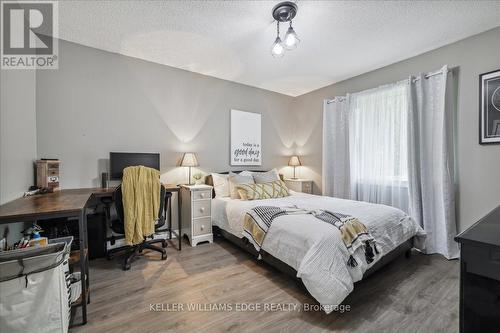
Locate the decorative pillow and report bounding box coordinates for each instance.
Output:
[236,180,290,200]
[211,173,230,198]
[253,169,280,184]
[228,173,255,199]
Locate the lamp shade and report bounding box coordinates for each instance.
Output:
[180,152,199,167]
[288,155,301,167]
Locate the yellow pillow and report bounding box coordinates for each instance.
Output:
[236,180,290,200]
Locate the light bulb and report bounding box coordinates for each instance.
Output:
[284,26,299,50]
[271,37,285,58]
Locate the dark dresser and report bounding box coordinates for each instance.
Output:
[455,205,500,333]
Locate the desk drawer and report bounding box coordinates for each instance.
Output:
[47,162,59,169]
[193,200,211,218]
[192,190,211,201]
[193,217,211,236]
[462,244,500,281]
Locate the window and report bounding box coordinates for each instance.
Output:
[348,82,409,211]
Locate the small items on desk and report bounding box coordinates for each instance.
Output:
[9,238,30,250]
[36,159,61,192]
[1,224,48,251]
[23,186,54,197]
[28,231,48,247]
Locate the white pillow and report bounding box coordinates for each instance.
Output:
[228,173,255,199]
[211,173,230,198]
[253,169,280,184]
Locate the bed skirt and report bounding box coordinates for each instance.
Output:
[212,225,413,285]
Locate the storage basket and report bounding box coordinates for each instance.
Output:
[0,242,70,333]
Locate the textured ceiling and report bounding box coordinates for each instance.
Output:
[57,0,500,97]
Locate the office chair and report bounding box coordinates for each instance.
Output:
[107,184,167,270]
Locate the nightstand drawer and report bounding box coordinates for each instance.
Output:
[192,217,211,236]
[192,190,212,201]
[285,181,300,192]
[193,200,211,218]
[284,179,313,194]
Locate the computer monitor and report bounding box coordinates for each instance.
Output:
[109,152,160,180]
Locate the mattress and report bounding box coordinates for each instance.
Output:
[211,191,425,312]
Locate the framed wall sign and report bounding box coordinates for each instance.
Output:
[230,109,262,166]
[480,69,500,144]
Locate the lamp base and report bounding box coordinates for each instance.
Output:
[293,165,298,180]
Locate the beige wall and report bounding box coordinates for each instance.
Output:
[0,69,37,241]
[36,39,297,189]
[293,27,500,232]
[35,39,297,229]
[3,27,500,236]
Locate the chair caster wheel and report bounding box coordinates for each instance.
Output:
[161,251,167,260]
[123,257,132,270]
[162,240,167,248]
[106,255,112,261]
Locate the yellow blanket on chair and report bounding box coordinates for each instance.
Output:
[122,166,160,245]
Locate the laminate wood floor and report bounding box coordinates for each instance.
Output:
[71,237,459,333]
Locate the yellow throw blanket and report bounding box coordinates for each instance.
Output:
[122,166,160,245]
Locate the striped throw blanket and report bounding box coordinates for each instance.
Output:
[242,206,378,267]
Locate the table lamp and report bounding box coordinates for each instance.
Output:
[288,155,301,179]
[180,152,199,185]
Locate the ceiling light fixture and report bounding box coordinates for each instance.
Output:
[271,1,299,58]
[271,22,285,57]
[284,21,300,50]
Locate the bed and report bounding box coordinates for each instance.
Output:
[207,173,426,313]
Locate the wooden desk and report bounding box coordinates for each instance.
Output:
[0,187,114,326]
[89,187,116,198]
[0,185,179,325]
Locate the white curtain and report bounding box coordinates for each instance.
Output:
[407,65,459,259]
[322,65,459,260]
[322,98,351,198]
[349,82,410,213]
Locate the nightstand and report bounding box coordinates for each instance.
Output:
[180,184,213,246]
[284,179,313,194]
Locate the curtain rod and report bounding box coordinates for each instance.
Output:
[411,67,455,82]
[326,67,457,104]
